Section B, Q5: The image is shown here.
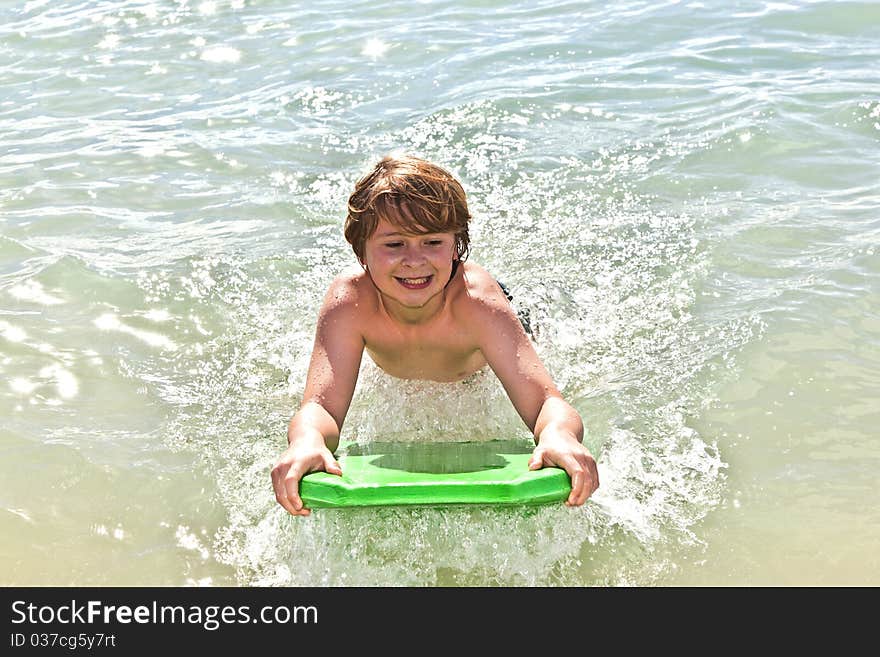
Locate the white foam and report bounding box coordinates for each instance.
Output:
[9,280,64,305]
[6,508,34,523]
[344,359,523,444]
[142,309,172,322]
[93,313,178,351]
[175,525,210,559]
[97,34,121,50]
[23,0,50,13]
[362,38,390,59]
[0,321,27,342]
[136,144,165,158]
[201,46,242,64]
[38,364,79,399]
[139,4,159,20]
[9,378,38,395]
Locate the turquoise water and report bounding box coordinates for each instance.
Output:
[1,0,878,586]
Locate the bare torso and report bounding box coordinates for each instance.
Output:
[346,262,499,382]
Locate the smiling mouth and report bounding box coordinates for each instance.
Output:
[394,275,433,289]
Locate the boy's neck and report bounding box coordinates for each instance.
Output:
[377,289,447,326]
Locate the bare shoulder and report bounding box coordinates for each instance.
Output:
[319,266,377,321]
[452,262,518,325]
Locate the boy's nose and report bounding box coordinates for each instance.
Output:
[401,245,426,264]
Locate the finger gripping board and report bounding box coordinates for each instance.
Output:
[300,440,571,508]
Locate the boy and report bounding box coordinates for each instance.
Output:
[272,155,599,516]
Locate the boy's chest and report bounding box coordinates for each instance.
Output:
[362,320,485,382]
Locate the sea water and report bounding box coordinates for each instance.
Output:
[1,0,878,586]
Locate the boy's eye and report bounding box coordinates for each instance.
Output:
[385,242,403,248]
[426,240,443,246]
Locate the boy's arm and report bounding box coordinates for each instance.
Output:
[473,294,599,506]
[271,280,365,516]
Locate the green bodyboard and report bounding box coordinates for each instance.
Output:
[300,439,571,508]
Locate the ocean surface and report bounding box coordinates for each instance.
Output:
[1,0,878,586]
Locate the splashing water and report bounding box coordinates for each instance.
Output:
[131,98,762,586]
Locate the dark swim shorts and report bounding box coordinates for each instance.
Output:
[496,280,533,336]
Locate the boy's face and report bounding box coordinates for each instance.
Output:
[362,216,457,310]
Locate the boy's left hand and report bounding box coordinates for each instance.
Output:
[529,431,599,506]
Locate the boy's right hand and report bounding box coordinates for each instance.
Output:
[271,440,342,517]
